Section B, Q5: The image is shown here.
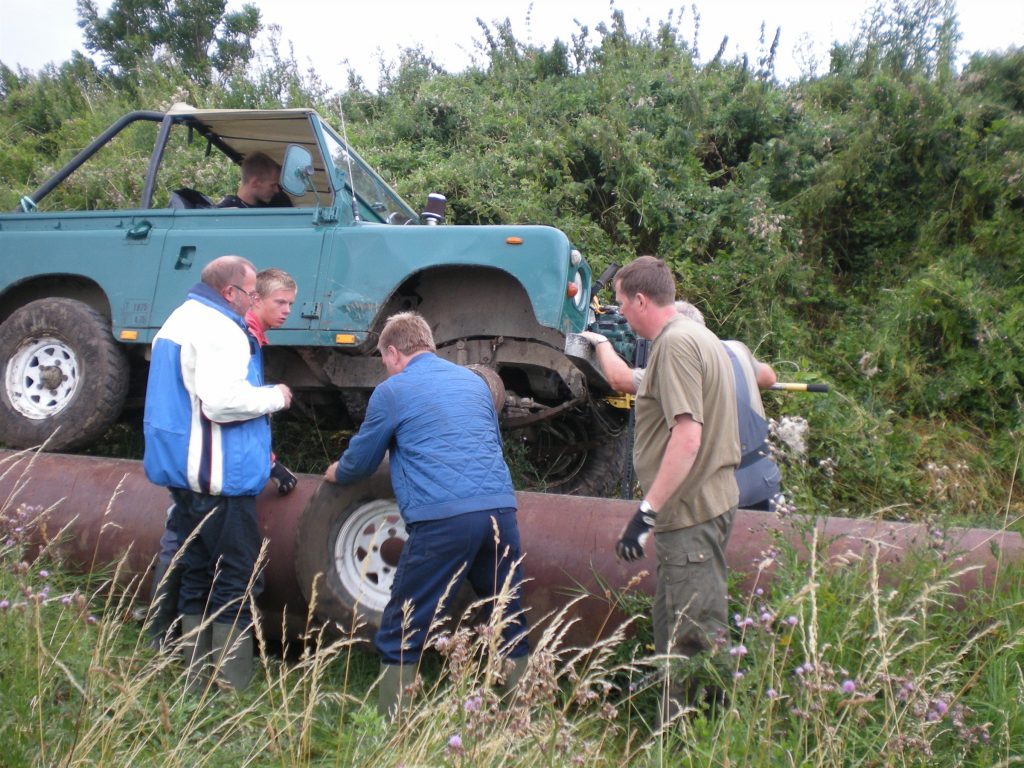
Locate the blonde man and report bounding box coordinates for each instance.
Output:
[246,267,299,494]
[325,312,529,717]
[217,152,283,208]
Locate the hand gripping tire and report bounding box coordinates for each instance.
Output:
[0,298,129,451]
[294,460,481,640]
[295,462,404,639]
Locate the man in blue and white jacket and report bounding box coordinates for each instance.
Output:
[144,254,291,692]
[324,311,529,718]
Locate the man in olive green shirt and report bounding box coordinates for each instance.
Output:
[608,255,740,717]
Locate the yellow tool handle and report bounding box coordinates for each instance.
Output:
[769,382,829,393]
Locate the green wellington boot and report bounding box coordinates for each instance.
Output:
[378,663,415,719]
[498,654,530,699]
[210,622,254,692]
[179,614,211,695]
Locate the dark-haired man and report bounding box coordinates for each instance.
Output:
[602,255,739,718]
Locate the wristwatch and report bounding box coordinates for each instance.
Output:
[639,499,655,515]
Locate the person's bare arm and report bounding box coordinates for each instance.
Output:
[643,413,701,511]
[578,331,637,393]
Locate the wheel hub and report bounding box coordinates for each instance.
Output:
[332,498,406,614]
[5,336,80,420]
[39,364,67,390]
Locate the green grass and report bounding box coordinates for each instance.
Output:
[2,479,1022,767]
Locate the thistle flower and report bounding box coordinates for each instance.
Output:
[841,679,857,694]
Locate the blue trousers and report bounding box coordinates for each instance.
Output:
[169,487,263,627]
[375,507,530,665]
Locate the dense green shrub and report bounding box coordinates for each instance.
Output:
[1,2,1021,525]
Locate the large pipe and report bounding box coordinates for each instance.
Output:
[2,450,1021,647]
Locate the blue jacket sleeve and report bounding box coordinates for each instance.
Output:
[334,384,396,485]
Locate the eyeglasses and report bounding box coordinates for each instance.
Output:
[230,284,259,303]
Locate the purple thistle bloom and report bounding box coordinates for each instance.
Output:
[39,570,49,579]
[766,688,778,699]
[448,734,463,751]
[0,599,9,610]
[841,679,857,694]
[786,615,799,626]
[932,699,948,716]
[61,595,72,606]
[729,644,748,657]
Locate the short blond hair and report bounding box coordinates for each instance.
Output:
[378,311,436,355]
[256,267,297,296]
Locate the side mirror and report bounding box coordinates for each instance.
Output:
[281,144,314,197]
[421,193,446,225]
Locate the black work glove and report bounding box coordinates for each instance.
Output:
[616,500,657,562]
[270,461,298,496]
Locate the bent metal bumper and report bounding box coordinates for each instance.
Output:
[2,449,1021,646]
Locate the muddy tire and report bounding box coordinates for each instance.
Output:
[295,464,403,639]
[0,298,129,451]
[295,462,481,639]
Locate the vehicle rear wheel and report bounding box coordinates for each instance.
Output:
[0,298,129,451]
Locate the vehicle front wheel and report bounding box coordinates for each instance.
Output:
[510,405,630,497]
[0,298,129,451]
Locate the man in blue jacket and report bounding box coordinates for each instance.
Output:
[144,254,292,692]
[324,311,529,718]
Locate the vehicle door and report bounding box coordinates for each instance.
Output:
[151,206,328,337]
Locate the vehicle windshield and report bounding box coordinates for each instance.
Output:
[320,121,418,224]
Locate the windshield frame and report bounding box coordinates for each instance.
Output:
[318,119,419,224]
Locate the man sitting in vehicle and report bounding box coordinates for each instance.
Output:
[218,152,287,208]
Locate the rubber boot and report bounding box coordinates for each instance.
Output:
[146,556,181,650]
[499,654,530,700]
[378,663,414,719]
[179,614,211,695]
[211,622,254,692]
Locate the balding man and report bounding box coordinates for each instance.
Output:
[144,254,292,692]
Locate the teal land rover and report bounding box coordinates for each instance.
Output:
[0,105,626,495]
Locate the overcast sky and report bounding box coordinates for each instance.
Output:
[1,0,1021,90]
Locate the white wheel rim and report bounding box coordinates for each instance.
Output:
[332,498,405,614]
[4,336,80,420]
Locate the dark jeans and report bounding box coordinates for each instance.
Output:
[375,507,530,665]
[169,487,263,627]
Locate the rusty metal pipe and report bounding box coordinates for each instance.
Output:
[2,450,1021,647]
